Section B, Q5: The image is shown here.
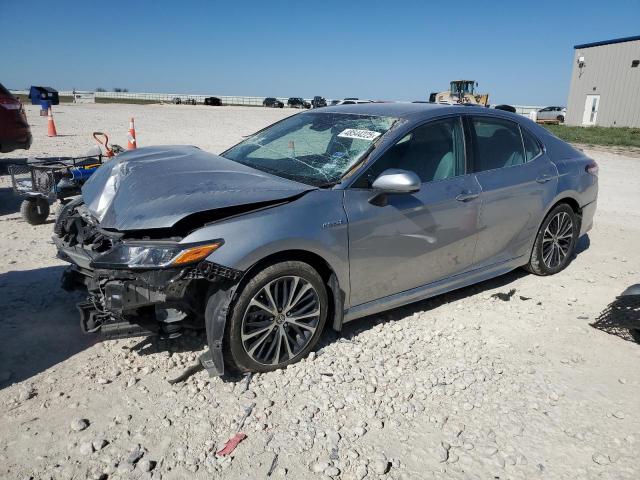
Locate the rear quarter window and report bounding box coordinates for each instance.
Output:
[521,128,542,161]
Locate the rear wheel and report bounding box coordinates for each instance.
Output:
[20,198,50,225]
[525,203,579,275]
[224,261,328,373]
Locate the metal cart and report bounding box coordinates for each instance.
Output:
[8,155,105,225]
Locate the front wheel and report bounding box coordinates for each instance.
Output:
[223,261,328,373]
[557,115,565,123]
[20,198,50,225]
[525,203,579,275]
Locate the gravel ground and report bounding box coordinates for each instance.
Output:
[1,104,639,480]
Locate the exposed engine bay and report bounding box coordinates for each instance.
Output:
[54,199,242,345]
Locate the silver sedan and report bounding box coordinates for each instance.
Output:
[537,106,566,123]
[54,103,598,375]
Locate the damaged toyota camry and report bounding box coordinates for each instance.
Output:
[54,103,598,375]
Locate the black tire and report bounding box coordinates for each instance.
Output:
[557,115,565,123]
[525,203,579,275]
[20,198,50,225]
[223,261,328,373]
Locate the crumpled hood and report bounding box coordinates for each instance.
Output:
[81,145,313,231]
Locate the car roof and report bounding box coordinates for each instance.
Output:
[319,102,500,121]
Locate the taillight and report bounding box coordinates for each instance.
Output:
[0,97,21,110]
[585,160,599,176]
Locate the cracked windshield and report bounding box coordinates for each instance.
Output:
[222,112,397,186]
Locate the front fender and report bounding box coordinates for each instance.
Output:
[182,190,349,298]
[186,190,349,377]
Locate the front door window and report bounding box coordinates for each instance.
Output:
[357,117,465,187]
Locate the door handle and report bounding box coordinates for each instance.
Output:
[536,174,553,184]
[455,191,479,202]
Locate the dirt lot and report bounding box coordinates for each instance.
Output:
[1,103,639,480]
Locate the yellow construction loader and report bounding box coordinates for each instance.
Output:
[429,80,489,106]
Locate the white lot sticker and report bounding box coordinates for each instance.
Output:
[337,128,382,141]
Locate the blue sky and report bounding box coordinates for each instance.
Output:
[2,0,639,105]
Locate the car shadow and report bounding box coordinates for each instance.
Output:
[127,330,207,357]
[0,262,212,388]
[0,266,97,389]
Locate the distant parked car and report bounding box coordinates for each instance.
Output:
[336,99,372,105]
[204,97,222,106]
[312,96,327,108]
[172,97,196,105]
[263,97,284,108]
[0,83,32,153]
[494,104,517,113]
[536,106,566,123]
[287,97,311,109]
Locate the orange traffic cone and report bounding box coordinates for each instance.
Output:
[127,117,137,149]
[47,107,58,137]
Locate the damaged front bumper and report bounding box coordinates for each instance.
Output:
[54,234,243,377]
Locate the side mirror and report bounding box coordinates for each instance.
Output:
[372,169,421,194]
[369,169,420,206]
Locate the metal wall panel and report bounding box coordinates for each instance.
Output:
[566,39,640,127]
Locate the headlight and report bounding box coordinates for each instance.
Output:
[90,241,223,270]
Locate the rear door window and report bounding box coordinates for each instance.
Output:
[470,117,525,172]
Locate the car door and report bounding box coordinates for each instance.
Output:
[468,116,558,269]
[344,116,482,307]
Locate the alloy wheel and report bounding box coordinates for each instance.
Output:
[241,276,321,365]
[542,212,574,269]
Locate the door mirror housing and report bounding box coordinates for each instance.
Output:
[369,169,420,206]
[372,169,421,194]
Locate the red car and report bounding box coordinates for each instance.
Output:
[0,83,32,153]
